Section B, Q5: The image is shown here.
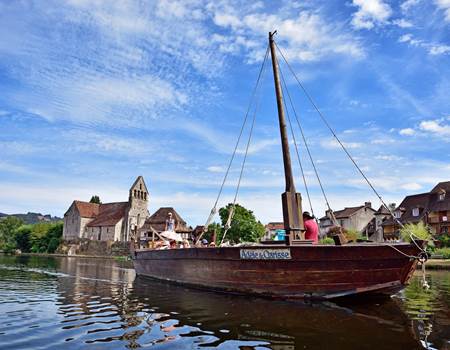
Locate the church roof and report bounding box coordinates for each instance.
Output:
[74,201,100,218]
[145,207,191,233]
[86,202,129,227]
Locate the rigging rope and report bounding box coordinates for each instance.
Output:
[274,42,397,225]
[220,52,269,245]
[197,45,270,244]
[278,60,339,226]
[278,67,314,217]
[274,41,428,255]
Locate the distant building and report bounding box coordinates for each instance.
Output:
[319,202,376,235]
[263,222,284,240]
[361,204,395,242]
[63,176,149,241]
[382,181,450,240]
[139,207,192,240]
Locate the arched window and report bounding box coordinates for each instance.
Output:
[134,189,137,197]
[144,192,147,200]
[140,184,142,190]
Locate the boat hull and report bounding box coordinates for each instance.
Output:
[132,244,421,299]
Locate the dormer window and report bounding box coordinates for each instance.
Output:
[412,208,419,217]
[439,191,445,201]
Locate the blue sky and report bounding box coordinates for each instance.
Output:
[0,0,449,225]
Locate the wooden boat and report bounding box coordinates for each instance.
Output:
[132,32,425,300]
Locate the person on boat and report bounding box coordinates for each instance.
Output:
[303,211,319,244]
[165,212,175,232]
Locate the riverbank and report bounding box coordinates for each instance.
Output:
[2,252,130,261]
[423,259,450,270]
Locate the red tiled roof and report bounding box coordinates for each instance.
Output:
[74,201,100,218]
[265,222,284,230]
[86,202,129,227]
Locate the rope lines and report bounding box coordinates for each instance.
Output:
[199,45,270,245]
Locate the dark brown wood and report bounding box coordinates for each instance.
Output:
[133,243,422,300]
[269,31,304,241]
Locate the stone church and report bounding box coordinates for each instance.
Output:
[63,176,149,242]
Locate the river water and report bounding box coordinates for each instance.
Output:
[0,256,448,350]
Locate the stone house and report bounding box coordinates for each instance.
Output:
[63,176,149,241]
[139,207,192,240]
[382,181,450,240]
[263,222,284,240]
[319,202,376,235]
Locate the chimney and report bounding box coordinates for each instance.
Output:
[364,202,372,208]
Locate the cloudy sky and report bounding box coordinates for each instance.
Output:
[0,0,449,225]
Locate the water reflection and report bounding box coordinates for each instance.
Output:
[0,255,448,349]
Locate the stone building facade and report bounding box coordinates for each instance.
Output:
[319,202,376,235]
[63,176,149,242]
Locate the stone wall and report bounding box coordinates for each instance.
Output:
[57,239,131,256]
[63,204,81,239]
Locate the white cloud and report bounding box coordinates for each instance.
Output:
[207,166,225,173]
[399,128,416,135]
[419,119,450,137]
[435,0,450,21]
[401,0,420,12]
[401,182,422,191]
[429,44,450,55]
[351,0,392,29]
[393,18,413,28]
[209,4,365,62]
[398,33,450,56]
[320,138,362,149]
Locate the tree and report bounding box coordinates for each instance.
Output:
[89,195,101,204]
[15,225,32,252]
[218,203,265,244]
[0,216,23,253]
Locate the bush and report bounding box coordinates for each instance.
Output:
[400,222,431,242]
[344,228,361,242]
[436,234,450,248]
[319,237,335,245]
[434,247,450,259]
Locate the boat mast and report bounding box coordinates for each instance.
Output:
[269,31,304,244]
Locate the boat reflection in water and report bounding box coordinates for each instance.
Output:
[1,256,447,349]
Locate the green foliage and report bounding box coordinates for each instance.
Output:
[30,222,63,253]
[400,222,432,242]
[204,223,222,244]
[319,237,335,245]
[217,203,265,244]
[344,228,362,242]
[15,225,32,252]
[436,234,450,248]
[0,218,63,254]
[89,195,101,204]
[434,247,450,259]
[0,216,23,253]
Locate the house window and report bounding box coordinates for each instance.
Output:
[134,189,137,197]
[144,192,147,200]
[439,192,445,201]
[339,219,345,227]
[412,208,419,217]
[394,211,401,219]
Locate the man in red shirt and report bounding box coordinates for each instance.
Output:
[303,212,319,244]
